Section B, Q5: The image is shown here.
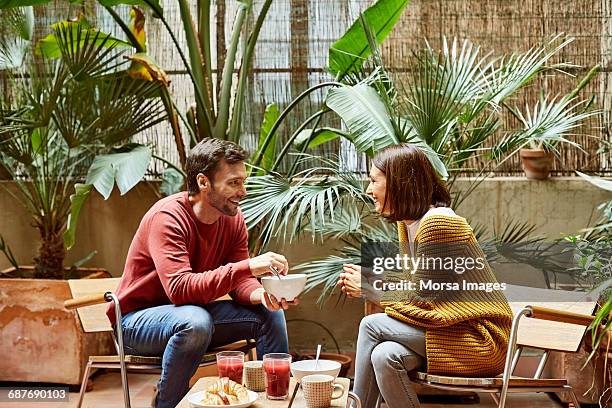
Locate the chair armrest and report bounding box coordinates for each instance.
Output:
[64,292,111,309]
[527,305,595,326]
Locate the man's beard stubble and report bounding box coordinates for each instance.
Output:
[206,184,238,216]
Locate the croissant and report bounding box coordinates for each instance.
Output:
[201,378,250,405]
[201,392,226,406]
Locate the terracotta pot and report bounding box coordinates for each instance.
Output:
[0,268,115,385]
[547,346,610,404]
[519,148,554,180]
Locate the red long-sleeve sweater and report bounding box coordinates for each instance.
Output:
[106,192,261,325]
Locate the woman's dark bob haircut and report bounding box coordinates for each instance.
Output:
[372,143,451,222]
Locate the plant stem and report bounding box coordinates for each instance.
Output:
[229,0,273,142]
[142,0,213,133]
[178,0,214,135]
[214,2,249,139]
[278,109,327,176]
[249,81,342,175]
[152,154,186,177]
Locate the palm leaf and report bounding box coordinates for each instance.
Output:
[495,96,597,156]
[297,250,361,304]
[401,37,488,150]
[242,157,366,251]
[40,21,130,79]
[52,74,166,147]
[484,34,574,106]
[3,6,33,40]
[326,81,399,153]
[328,0,410,79]
[0,6,33,70]
[576,171,612,192]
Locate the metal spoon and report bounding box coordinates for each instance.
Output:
[314,344,322,370]
[269,265,282,280]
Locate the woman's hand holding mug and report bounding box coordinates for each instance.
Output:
[338,264,362,298]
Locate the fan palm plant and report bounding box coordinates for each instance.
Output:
[568,172,612,403]
[0,13,167,279]
[255,29,597,303]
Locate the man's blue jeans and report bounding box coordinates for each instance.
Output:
[119,300,288,408]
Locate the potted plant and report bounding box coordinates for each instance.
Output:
[541,171,612,405]
[0,8,167,385]
[497,68,599,180]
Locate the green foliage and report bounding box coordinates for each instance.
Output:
[0,6,33,69]
[241,155,368,251]
[254,103,280,176]
[64,183,93,249]
[160,167,185,197]
[37,19,130,62]
[279,32,594,304]
[294,128,346,151]
[85,144,152,200]
[0,14,166,278]
[569,173,612,370]
[328,0,410,79]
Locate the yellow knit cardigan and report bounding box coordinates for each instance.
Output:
[381,215,513,377]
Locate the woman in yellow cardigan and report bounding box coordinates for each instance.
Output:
[338,144,512,408]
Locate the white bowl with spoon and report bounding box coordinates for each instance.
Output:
[290,359,342,383]
[260,273,306,301]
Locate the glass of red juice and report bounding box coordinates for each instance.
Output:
[216,351,244,384]
[263,353,292,400]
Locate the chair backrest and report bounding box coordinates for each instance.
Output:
[505,284,598,352]
[68,278,120,333]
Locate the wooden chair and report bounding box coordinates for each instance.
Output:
[64,278,257,408]
[404,285,600,408]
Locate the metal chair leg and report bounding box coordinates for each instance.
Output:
[347,391,362,408]
[499,307,532,408]
[77,361,92,408]
[119,362,131,408]
[375,394,382,408]
[108,292,131,408]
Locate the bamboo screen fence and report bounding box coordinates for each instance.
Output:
[21,1,612,176]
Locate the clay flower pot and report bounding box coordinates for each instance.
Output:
[519,148,554,180]
[0,267,115,385]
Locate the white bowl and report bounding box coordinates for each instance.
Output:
[260,273,306,301]
[290,359,341,383]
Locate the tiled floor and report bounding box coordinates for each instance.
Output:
[1,371,565,408]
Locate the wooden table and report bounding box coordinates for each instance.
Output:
[177,376,351,408]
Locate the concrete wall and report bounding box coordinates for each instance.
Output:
[1,177,610,351]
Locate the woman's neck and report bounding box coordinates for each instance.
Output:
[402,205,436,225]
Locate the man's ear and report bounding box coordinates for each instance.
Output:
[196,173,210,192]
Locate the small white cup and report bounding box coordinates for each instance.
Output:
[301,374,344,408]
[243,360,266,392]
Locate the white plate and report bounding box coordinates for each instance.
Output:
[188,390,258,408]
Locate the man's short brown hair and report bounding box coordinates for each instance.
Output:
[186,138,247,195]
[372,144,450,221]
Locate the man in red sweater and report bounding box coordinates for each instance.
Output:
[106,138,296,408]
